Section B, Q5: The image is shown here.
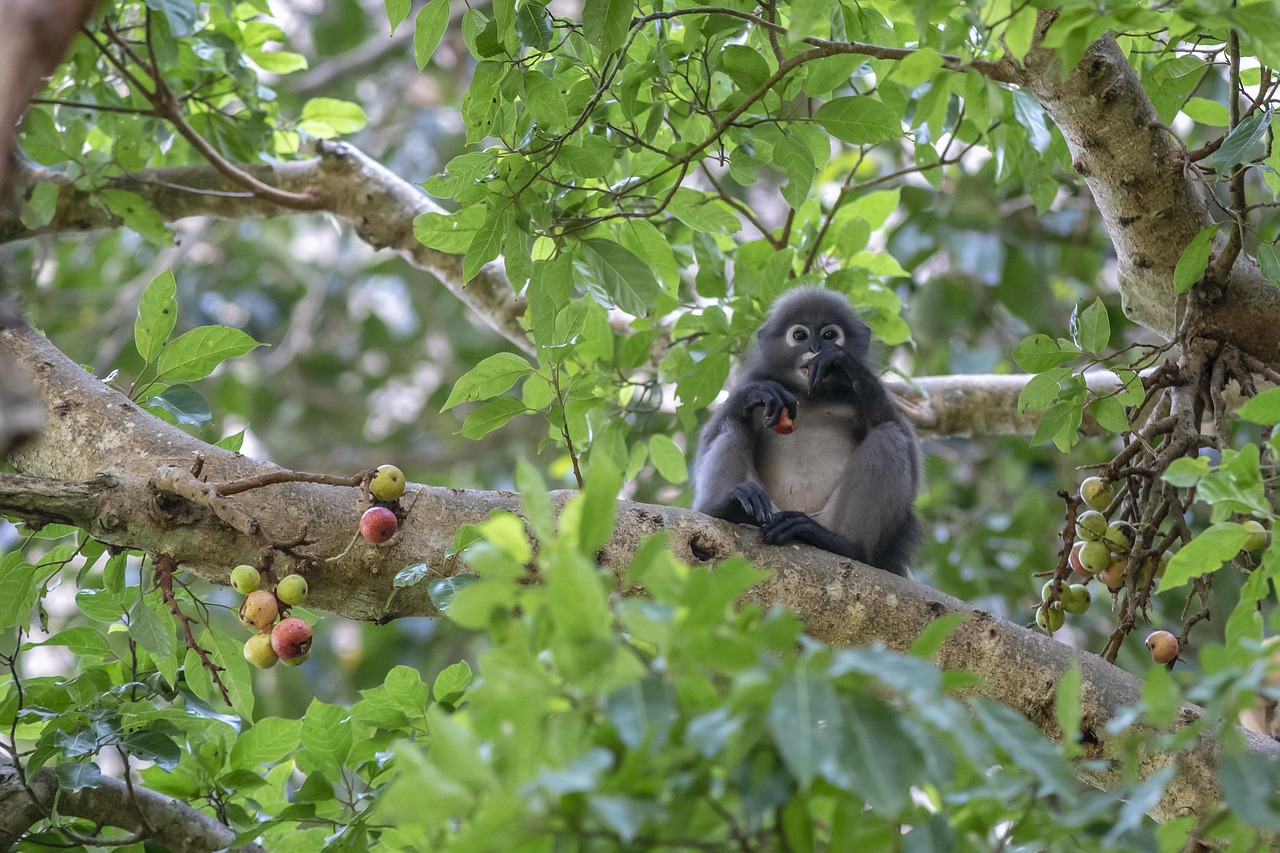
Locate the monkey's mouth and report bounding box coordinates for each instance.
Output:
[799,351,816,378]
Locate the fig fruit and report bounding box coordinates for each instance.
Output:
[230,564,260,595]
[1036,602,1065,633]
[271,616,313,660]
[1069,541,1092,578]
[772,409,796,435]
[239,589,279,632]
[1243,519,1270,553]
[370,464,407,501]
[1079,477,1115,511]
[1146,630,1179,664]
[1099,555,1127,591]
[243,633,279,669]
[1079,540,1112,576]
[360,506,398,544]
[277,574,309,606]
[1103,520,1136,555]
[1075,510,1107,542]
[1061,583,1092,615]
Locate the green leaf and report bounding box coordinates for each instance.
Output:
[1017,366,1070,413]
[836,693,915,814]
[456,397,528,439]
[1210,108,1274,173]
[144,0,197,37]
[908,612,969,659]
[0,554,40,631]
[1032,399,1084,451]
[135,270,178,362]
[427,574,479,612]
[1072,298,1110,353]
[122,729,181,771]
[26,626,111,659]
[414,208,486,254]
[515,1,552,51]
[231,717,303,768]
[299,700,353,772]
[668,189,743,234]
[648,435,688,484]
[442,353,532,410]
[1181,97,1230,126]
[1159,522,1251,593]
[1089,396,1128,433]
[100,189,173,246]
[1237,387,1280,425]
[1054,660,1083,755]
[55,762,102,793]
[385,0,411,34]
[394,563,431,588]
[155,326,262,381]
[1173,225,1219,293]
[774,136,814,211]
[606,677,678,750]
[298,98,369,138]
[768,668,845,788]
[582,239,662,317]
[582,0,631,55]
[148,384,212,428]
[1012,334,1080,372]
[129,593,175,658]
[433,661,473,705]
[1258,241,1280,284]
[204,629,255,720]
[813,97,903,145]
[414,0,451,69]
[463,209,507,281]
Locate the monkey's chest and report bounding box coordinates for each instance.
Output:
[754,406,860,515]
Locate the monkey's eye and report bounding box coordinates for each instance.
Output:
[786,325,809,344]
[820,325,844,344]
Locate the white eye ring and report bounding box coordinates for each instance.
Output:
[786,324,809,346]
[820,325,845,346]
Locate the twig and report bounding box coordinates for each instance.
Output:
[153,553,231,706]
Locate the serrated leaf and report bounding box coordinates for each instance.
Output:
[582,239,662,317]
[1159,522,1250,592]
[648,435,687,484]
[135,270,178,362]
[1073,299,1110,353]
[1210,108,1274,173]
[156,326,262,381]
[1173,225,1219,293]
[415,0,451,69]
[1238,387,1280,425]
[1012,334,1081,373]
[813,96,903,145]
[442,353,532,410]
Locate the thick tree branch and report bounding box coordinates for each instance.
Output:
[2,304,1277,826]
[1022,13,1280,365]
[0,757,268,853]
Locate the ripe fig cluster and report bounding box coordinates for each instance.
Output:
[360,464,407,544]
[231,563,312,669]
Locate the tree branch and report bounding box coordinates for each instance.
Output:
[1,294,1277,827]
[0,757,268,853]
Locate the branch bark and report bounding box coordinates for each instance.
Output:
[0,757,268,853]
[1,294,1276,827]
[1021,13,1280,365]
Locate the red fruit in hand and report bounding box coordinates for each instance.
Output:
[360,506,398,543]
[772,409,797,435]
[271,616,313,660]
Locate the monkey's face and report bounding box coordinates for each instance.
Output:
[786,323,845,381]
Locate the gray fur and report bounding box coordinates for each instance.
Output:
[691,287,921,576]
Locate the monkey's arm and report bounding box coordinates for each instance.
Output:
[760,418,918,575]
[691,380,797,526]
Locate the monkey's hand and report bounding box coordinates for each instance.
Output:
[805,346,859,397]
[728,380,797,430]
[717,483,774,527]
[761,512,868,562]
